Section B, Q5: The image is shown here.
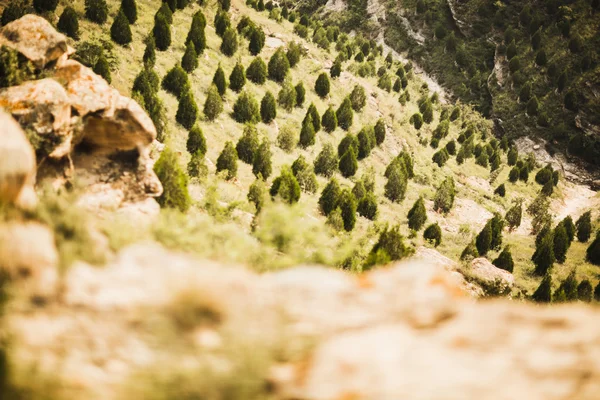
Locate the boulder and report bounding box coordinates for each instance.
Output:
[0,108,36,208]
[467,257,514,296]
[0,14,69,69]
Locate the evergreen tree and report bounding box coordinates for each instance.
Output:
[338,189,357,231]
[143,36,157,67]
[212,64,228,96]
[249,26,265,55]
[533,232,555,275]
[187,150,206,179]
[295,82,305,107]
[315,73,330,98]
[578,280,593,302]
[291,156,318,194]
[595,282,600,302]
[561,216,576,244]
[384,167,407,203]
[460,241,479,261]
[121,0,137,24]
[277,124,297,152]
[298,115,316,148]
[203,84,223,121]
[186,125,207,156]
[305,103,321,132]
[33,0,58,12]
[336,97,354,131]
[527,96,540,116]
[246,57,267,84]
[216,141,238,180]
[507,147,518,165]
[350,84,367,112]
[260,91,277,123]
[154,147,191,212]
[278,81,297,112]
[587,231,600,266]
[411,113,424,130]
[111,10,132,46]
[331,60,342,79]
[57,6,80,40]
[93,54,111,83]
[314,143,338,178]
[85,0,109,24]
[153,13,171,51]
[321,106,338,133]
[490,213,504,250]
[214,10,231,37]
[270,166,301,204]
[187,11,207,54]
[476,220,493,256]
[286,41,302,68]
[252,139,272,179]
[232,91,260,123]
[374,119,386,146]
[557,272,579,301]
[423,223,442,247]
[338,134,358,158]
[181,41,198,72]
[532,273,552,303]
[339,147,358,178]
[357,125,375,160]
[220,27,238,56]
[493,246,514,273]
[248,177,268,213]
[576,211,592,242]
[176,90,199,129]
[229,62,246,92]
[156,2,173,24]
[162,65,189,98]
[357,192,378,220]
[494,183,506,197]
[407,197,427,231]
[364,225,414,269]
[236,125,260,164]
[218,0,230,11]
[319,178,341,216]
[268,48,290,83]
[433,177,455,213]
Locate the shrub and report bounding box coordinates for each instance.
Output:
[357,192,378,220]
[338,134,358,157]
[509,56,521,73]
[433,177,455,213]
[268,48,290,83]
[423,223,442,247]
[314,143,338,177]
[260,91,277,123]
[248,26,265,55]
[236,125,259,164]
[277,124,297,152]
[298,116,315,148]
[357,125,376,159]
[229,62,246,92]
[186,125,206,156]
[187,11,207,54]
[319,178,341,216]
[246,57,267,84]
[336,97,354,131]
[374,119,386,146]
[295,82,305,107]
[57,7,80,40]
[339,147,358,178]
[494,183,506,197]
[384,167,407,203]
[286,41,302,67]
[532,231,555,275]
[34,0,59,13]
[411,113,424,130]
[220,27,238,56]
[304,103,321,132]
[156,3,172,24]
[493,246,514,272]
[587,231,600,266]
[460,241,479,261]
[203,84,223,121]
[85,0,109,24]
[154,147,191,212]
[407,197,427,231]
[233,91,260,123]
[576,279,592,302]
[93,54,111,83]
[432,149,450,167]
[364,225,414,269]
[248,178,267,213]
[292,156,318,193]
[556,272,578,301]
[526,96,540,116]
[143,36,156,67]
[110,10,133,46]
[270,166,301,204]
[331,61,341,78]
[153,13,171,50]
[350,84,367,112]
[576,211,592,242]
[121,0,137,23]
[187,150,207,179]
[532,273,552,302]
[278,81,297,112]
[216,141,238,180]
[338,190,357,231]
[476,220,492,256]
[252,139,272,179]
[181,41,198,72]
[507,148,518,165]
[315,73,330,98]
[218,0,230,11]
[214,10,231,37]
[322,106,338,133]
[490,213,504,250]
[176,90,199,129]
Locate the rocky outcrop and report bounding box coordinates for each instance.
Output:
[466,257,514,296]
[7,244,600,399]
[0,109,36,208]
[0,15,161,209]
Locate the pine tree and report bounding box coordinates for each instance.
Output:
[214,10,231,37]
[248,177,268,213]
[249,26,265,55]
[187,150,206,179]
[143,36,156,67]
[162,65,190,98]
[423,223,442,247]
[331,60,342,78]
[595,282,600,302]
[286,41,302,67]
[476,220,493,256]
[164,0,176,12]
[460,241,479,261]
[295,82,305,107]
[350,84,366,112]
[33,0,58,12]
[176,90,199,129]
[494,183,506,197]
[315,73,330,98]
[587,231,600,266]
[305,103,321,132]
[278,81,297,112]
[1,1,25,26]
[384,167,407,203]
[578,280,593,302]
[212,64,228,97]
[216,141,238,180]
[154,147,191,212]
[407,197,427,231]
[121,0,137,23]
[336,190,356,232]
[93,54,111,83]
[277,124,297,152]
[336,97,354,131]
[319,178,341,216]
[270,166,300,204]
[314,143,338,178]
[532,273,552,303]
[85,0,109,24]
[186,125,207,157]
[364,225,414,269]
[533,232,555,275]
[187,11,207,54]
[57,6,80,40]
[490,213,504,250]
[338,134,358,158]
[321,106,338,133]
[268,48,290,83]
[203,84,223,121]
[374,119,386,146]
[236,125,260,164]
[433,177,455,213]
[576,211,592,242]
[246,57,267,84]
[229,62,246,92]
[411,113,424,130]
[156,2,173,24]
[298,115,316,148]
[557,271,579,301]
[493,246,514,273]
[220,27,238,56]
[218,0,231,11]
[357,192,378,220]
[252,139,272,179]
[339,147,358,178]
[111,10,132,46]
[181,41,198,72]
[153,13,171,51]
[561,216,575,244]
[260,91,277,123]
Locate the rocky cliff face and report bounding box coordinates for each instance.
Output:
[0,15,161,210]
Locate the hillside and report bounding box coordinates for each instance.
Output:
[0,0,599,397]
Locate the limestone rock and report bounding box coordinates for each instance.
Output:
[467,257,514,296]
[0,14,69,69]
[0,108,36,208]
